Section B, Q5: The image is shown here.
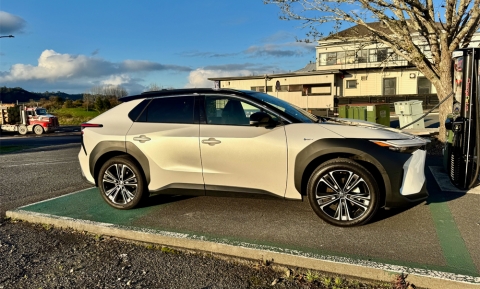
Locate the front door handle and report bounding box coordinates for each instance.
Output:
[201,138,221,146]
[133,135,151,143]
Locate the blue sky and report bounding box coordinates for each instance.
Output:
[0,0,327,95]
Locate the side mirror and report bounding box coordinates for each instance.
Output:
[250,111,276,127]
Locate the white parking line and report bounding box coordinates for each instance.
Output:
[1,160,78,167]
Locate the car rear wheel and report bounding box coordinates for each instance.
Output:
[34,125,44,135]
[307,158,380,227]
[98,156,146,209]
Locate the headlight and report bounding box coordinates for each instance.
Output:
[371,138,428,153]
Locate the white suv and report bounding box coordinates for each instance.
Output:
[79,89,428,227]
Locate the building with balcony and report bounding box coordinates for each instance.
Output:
[209,22,480,112]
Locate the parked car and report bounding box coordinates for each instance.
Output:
[78,88,428,227]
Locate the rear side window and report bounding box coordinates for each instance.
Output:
[138,96,195,124]
[128,99,150,121]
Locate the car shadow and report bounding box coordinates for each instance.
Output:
[139,194,197,208]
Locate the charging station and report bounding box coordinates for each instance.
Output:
[447,48,480,190]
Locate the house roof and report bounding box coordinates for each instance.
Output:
[294,62,316,72]
[207,69,340,81]
[323,21,419,40]
[324,22,389,40]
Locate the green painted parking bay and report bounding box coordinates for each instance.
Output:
[7,171,480,289]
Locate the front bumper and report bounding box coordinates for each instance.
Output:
[384,149,428,208]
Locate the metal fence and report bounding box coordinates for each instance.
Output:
[310,94,439,117]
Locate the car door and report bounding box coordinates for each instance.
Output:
[125,95,204,195]
[199,94,288,197]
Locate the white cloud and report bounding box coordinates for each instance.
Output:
[0,49,192,94]
[101,74,132,86]
[0,11,26,34]
[0,50,191,82]
[185,69,253,88]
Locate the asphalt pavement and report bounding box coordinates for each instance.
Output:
[2,131,480,289]
[4,118,480,289]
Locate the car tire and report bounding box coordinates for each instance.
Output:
[307,158,380,227]
[97,156,146,210]
[34,125,44,135]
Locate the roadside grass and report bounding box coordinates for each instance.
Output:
[50,107,100,125]
[0,145,32,154]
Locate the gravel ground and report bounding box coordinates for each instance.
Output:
[0,219,401,289]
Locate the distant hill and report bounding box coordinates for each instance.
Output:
[0,87,83,104]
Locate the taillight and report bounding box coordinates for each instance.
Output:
[81,123,103,128]
[81,123,103,135]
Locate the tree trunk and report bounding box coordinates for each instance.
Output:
[434,56,454,142]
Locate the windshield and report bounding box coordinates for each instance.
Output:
[36,109,48,115]
[241,90,318,123]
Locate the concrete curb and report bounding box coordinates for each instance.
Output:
[6,209,479,289]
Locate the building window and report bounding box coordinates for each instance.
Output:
[319,53,327,66]
[326,52,337,65]
[289,85,303,92]
[356,50,368,63]
[303,84,331,95]
[383,78,396,95]
[336,51,346,64]
[346,51,356,64]
[346,80,357,89]
[370,48,389,62]
[250,86,272,92]
[417,77,431,94]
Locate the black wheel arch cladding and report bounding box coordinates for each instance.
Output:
[89,141,151,185]
[294,138,411,201]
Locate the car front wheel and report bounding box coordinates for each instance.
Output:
[98,156,146,209]
[307,158,380,227]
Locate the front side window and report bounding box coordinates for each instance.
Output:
[241,90,318,123]
[204,95,278,126]
[139,96,194,123]
[36,109,47,115]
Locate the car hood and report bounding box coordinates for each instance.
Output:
[319,117,419,140]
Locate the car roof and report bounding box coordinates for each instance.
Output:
[120,88,244,102]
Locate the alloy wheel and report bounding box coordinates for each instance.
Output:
[315,169,372,222]
[102,163,138,205]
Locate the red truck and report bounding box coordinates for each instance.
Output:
[0,105,60,135]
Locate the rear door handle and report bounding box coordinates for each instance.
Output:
[133,135,151,143]
[201,138,221,146]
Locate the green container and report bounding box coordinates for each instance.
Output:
[338,105,349,118]
[366,104,390,126]
[443,114,454,172]
[349,106,367,121]
[338,104,390,126]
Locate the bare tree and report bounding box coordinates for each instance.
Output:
[83,85,128,112]
[145,83,163,92]
[265,0,480,141]
[144,83,175,92]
